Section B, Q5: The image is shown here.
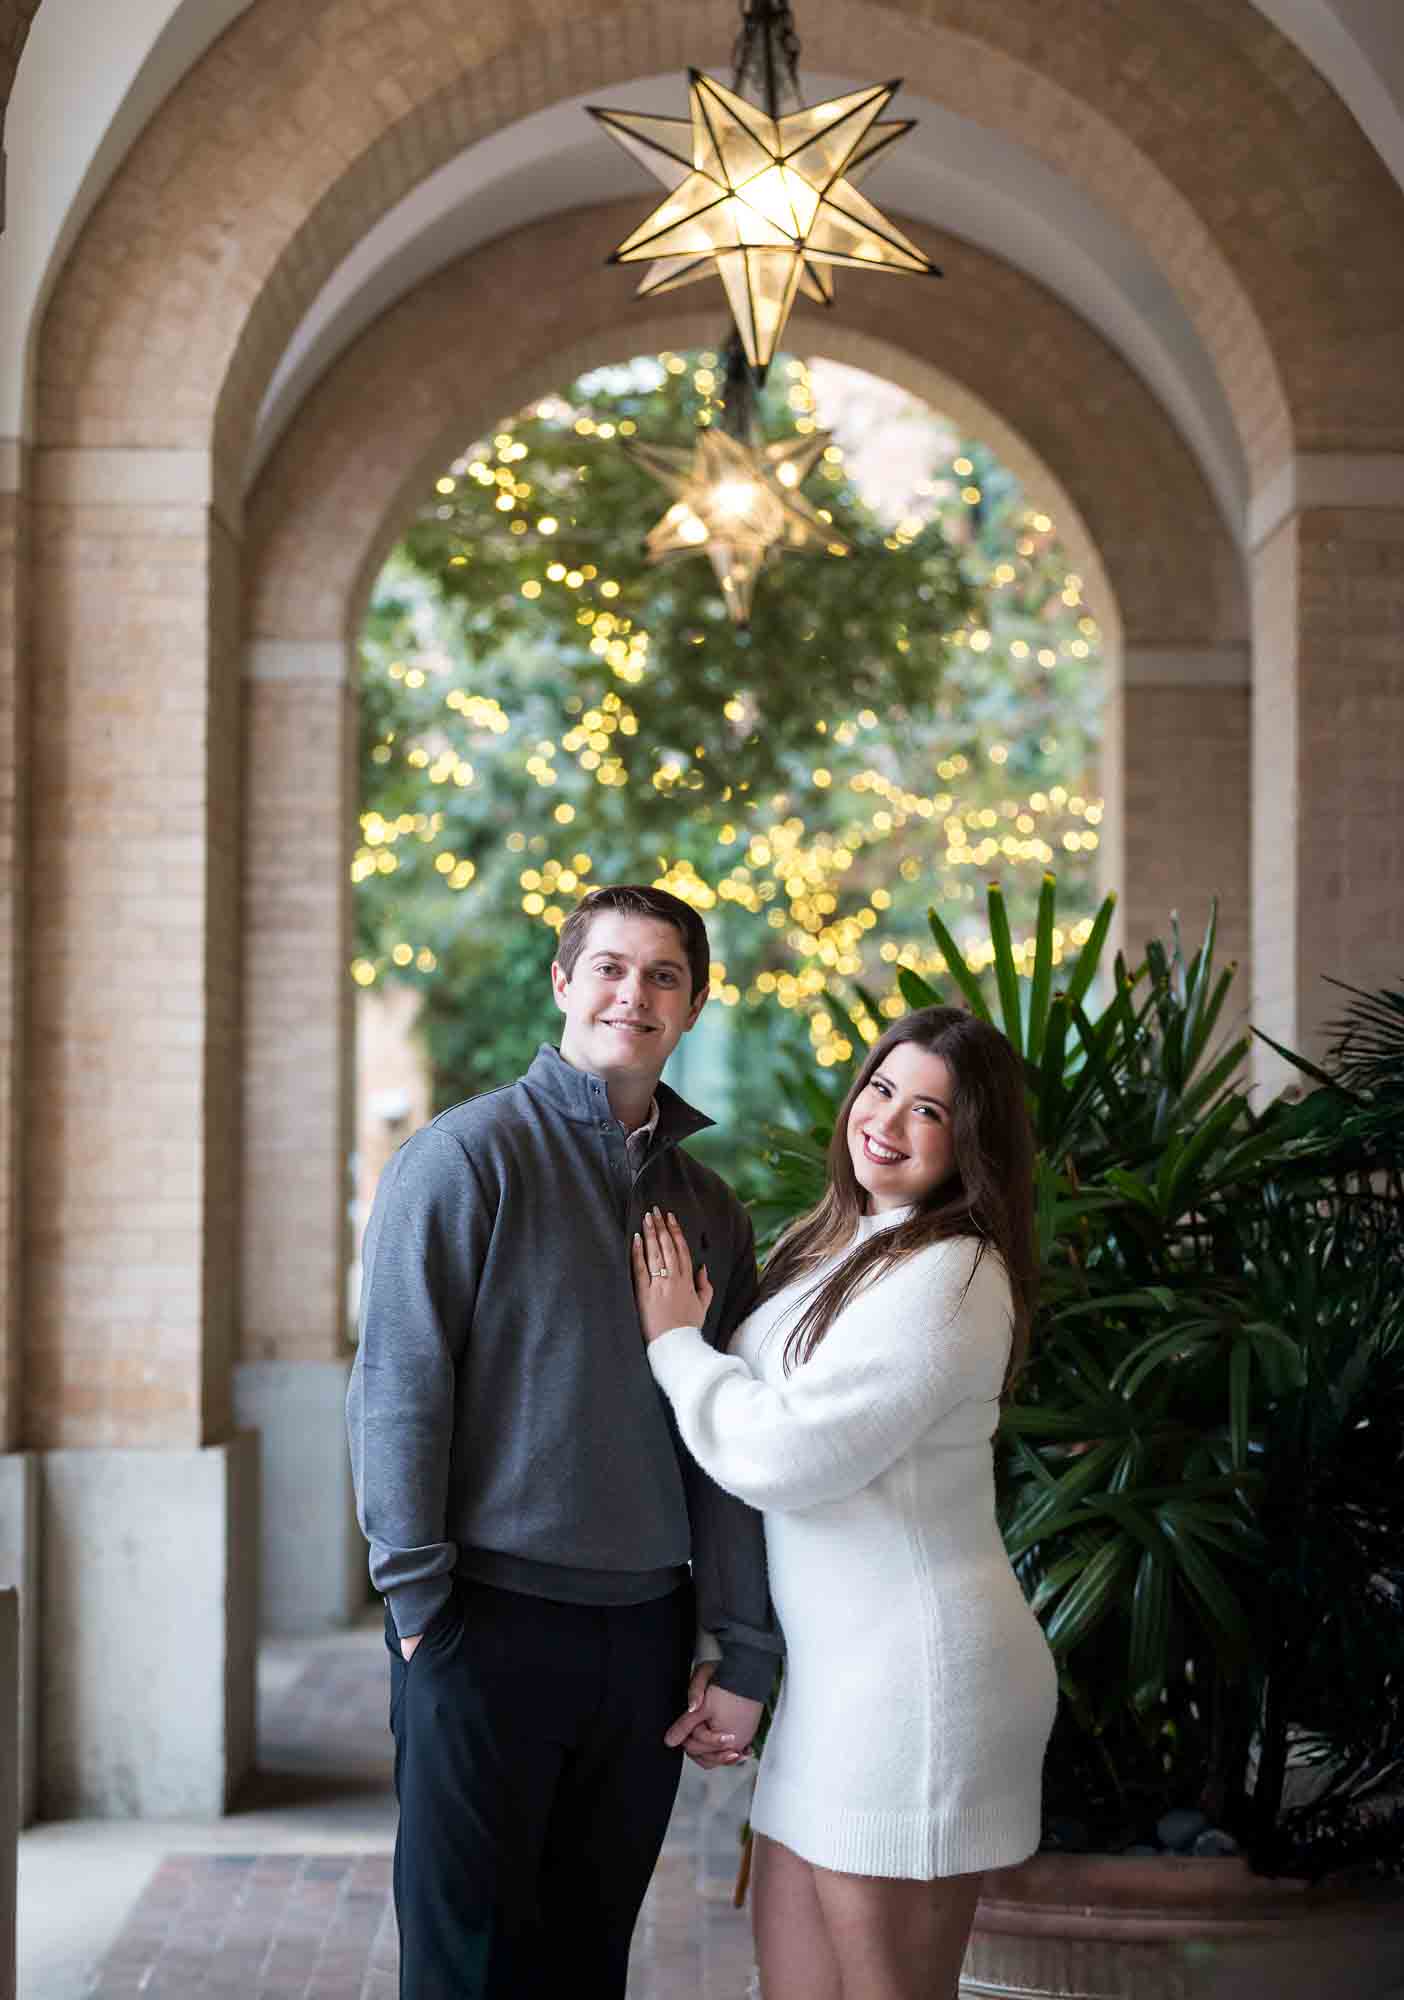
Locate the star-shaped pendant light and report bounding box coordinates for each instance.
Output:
[630,333,850,626]
[589,1,940,377]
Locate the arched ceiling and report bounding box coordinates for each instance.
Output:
[2,0,1401,550]
[246,68,1249,536]
[0,0,252,443]
[243,199,1251,667]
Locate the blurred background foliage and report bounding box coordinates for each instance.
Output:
[353,349,1104,1153]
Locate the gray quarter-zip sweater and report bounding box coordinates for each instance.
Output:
[346,1044,781,1700]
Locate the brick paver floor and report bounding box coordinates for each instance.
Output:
[84,1624,759,1998]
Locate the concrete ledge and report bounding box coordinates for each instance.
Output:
[1248,451,1404,549]
[244,639,350,684]
[233,1361,364,1634]
[0,1456,37,1828]
[0,1590,14,2000]
[39,1436,258,1819]
[33,446,214,508]
[1122,645,1251,687]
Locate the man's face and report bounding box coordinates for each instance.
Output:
[551,913,706,1086]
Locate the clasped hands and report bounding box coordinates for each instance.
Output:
[395,1638,753,1764]
[396,1636,755,1765]
[667,1659,761,1770]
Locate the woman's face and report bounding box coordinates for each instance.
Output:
[846,1040,958,1212]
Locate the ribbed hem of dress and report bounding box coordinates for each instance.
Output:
[751,1778,1043,1881]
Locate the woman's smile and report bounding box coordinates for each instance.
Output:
[859,1131,907,1166]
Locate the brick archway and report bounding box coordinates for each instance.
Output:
[246,197,1249,943]
[247,202,1246,654]
[244,193,1253,1050]
[32,0,1404,489]
[10,0,1403,1817]
[238,197,1249,1472]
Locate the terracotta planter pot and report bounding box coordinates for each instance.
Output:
[962,1851,1404,1999]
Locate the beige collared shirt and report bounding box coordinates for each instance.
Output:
[624,1096,660,1170]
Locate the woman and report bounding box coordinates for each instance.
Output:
[631,1006,1057,2000]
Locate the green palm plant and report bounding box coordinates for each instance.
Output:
[1239,1193,1404,1870]
[749,876,1404,1875]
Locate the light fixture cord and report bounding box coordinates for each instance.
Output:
[717,328,758,444]
[733,0,801,117]
[723,0,801,396]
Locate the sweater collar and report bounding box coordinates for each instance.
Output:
[853,1203,916,1239]
[524,1043,714,1146]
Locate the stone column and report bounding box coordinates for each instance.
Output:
[24,446,256,1815]
[0,439,25,1451]
[0,439,35,1828]
[1249,457,1404,1093]
[1105,647,1253,1005]
[237,639,362,1635]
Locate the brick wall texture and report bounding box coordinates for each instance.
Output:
[1115,683,1253,996]
[241,675,354,1365]
[0,481,27,1450]
[1254,506,1404,1072]
[25,486,239,1449]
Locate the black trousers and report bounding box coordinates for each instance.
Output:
[387,1576,693,1998]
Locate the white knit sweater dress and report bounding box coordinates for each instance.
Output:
[647,1209,1057,1881]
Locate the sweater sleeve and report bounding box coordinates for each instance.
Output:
[647,1237,1010,1514]
[679,1205,784,1701]
[346,1125,492,1637]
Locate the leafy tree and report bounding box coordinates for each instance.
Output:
[354,351,1104,1110]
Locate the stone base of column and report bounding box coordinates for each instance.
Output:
[38,1435,258,1819]
[0,1455,37,1828]
[233,1360,365,1635]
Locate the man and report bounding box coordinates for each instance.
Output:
[347,884,780,1998]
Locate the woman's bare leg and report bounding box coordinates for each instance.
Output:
[810,1863,983,2000]
[752,1834,843,2000]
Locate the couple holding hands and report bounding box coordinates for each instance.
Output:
[348,883,1055,1999]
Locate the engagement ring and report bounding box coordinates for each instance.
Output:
[653,1266,669,1278]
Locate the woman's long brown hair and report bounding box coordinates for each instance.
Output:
[756,1007,1038,1383]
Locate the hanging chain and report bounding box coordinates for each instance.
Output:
[732,0,802,114]
[717,327,758,442]
[719,1,804,407]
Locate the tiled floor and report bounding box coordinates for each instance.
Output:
[84,1855,398,2000]
[75,1619,759,1998]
